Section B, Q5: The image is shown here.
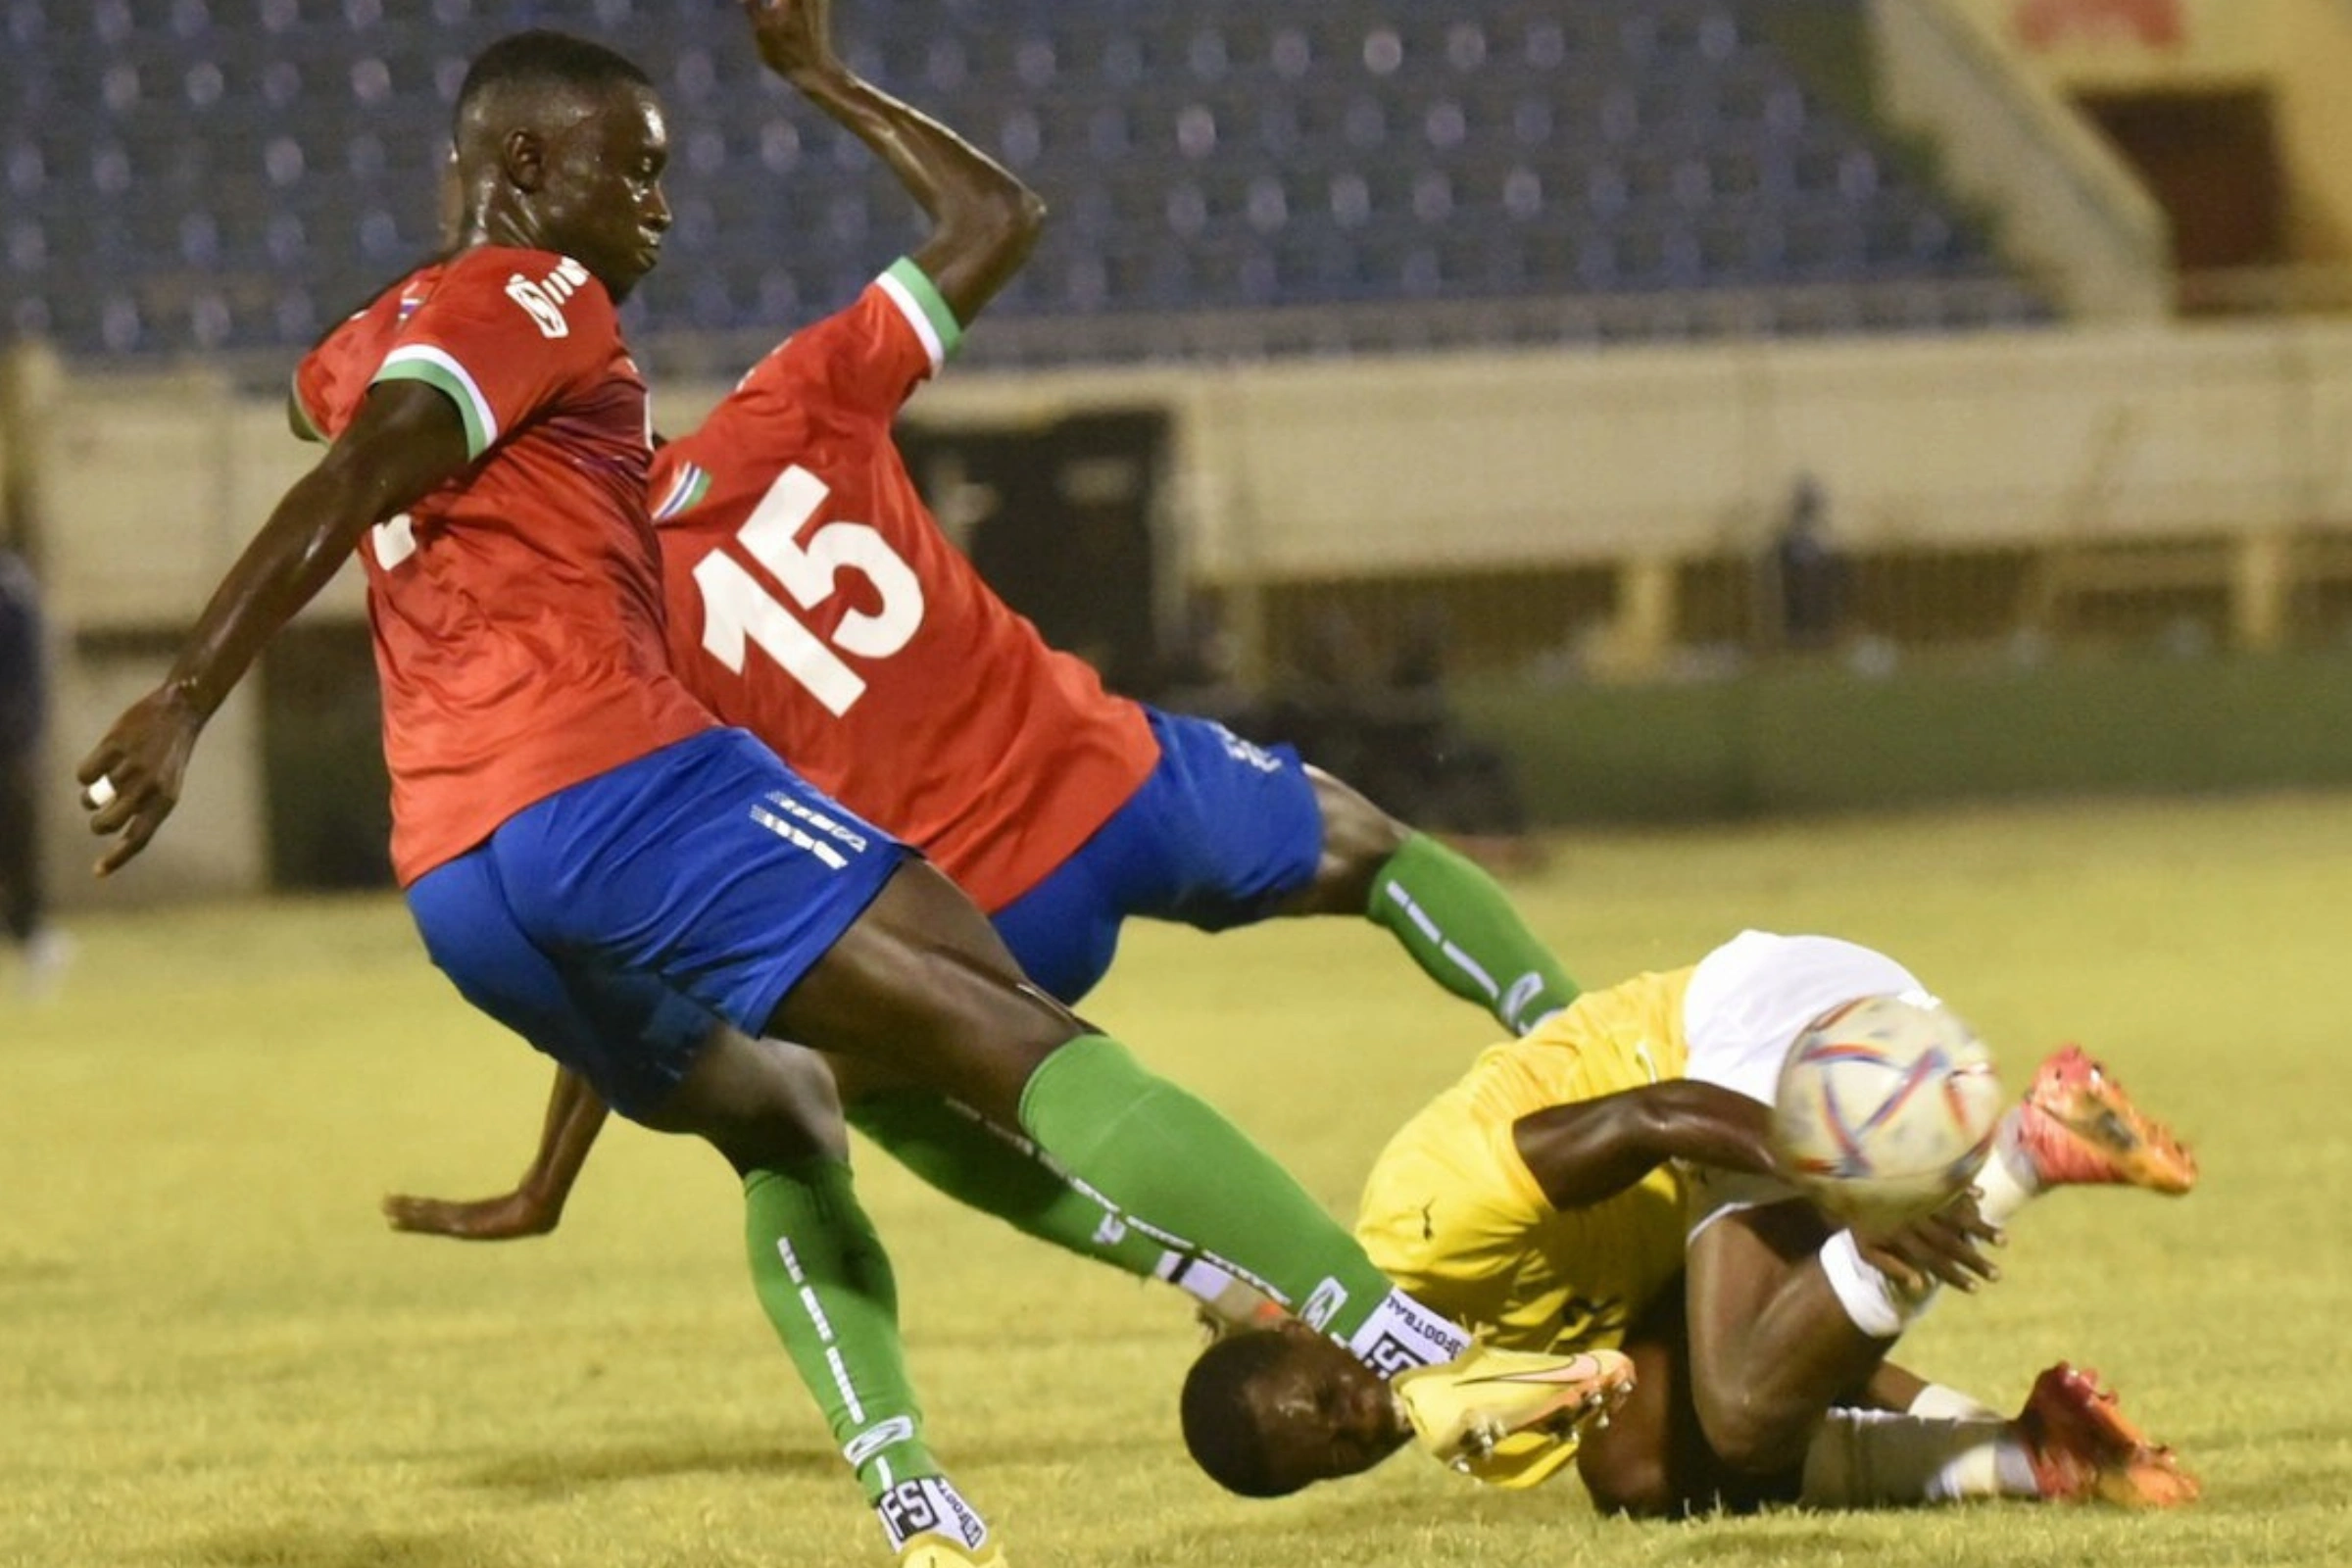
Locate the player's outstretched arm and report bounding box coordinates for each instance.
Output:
[1511,1081,1775,1210]
[385,1066,611,1242]
[76,380,470,875]
[741,0,1044,325]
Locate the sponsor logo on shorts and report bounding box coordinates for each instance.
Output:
[1212,722,1285,774]
[749,790,870,870]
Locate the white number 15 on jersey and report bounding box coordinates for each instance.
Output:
[693,465,925,715]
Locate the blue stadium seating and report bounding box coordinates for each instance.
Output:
[0,0,2049,361]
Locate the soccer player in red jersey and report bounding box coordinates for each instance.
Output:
[359,0,1577,1305]
[77,11,1616,1565]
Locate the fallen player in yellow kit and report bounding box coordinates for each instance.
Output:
[1181,930,2201,1512]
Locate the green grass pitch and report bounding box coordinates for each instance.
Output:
[6,792,2350,1567]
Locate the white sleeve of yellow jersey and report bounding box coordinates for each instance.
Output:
[1681,931,1933,1105]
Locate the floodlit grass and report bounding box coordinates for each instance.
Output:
[6,792,2350,1567]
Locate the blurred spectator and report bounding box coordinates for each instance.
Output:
[0,543,68,998]
[1770,473,1847,653]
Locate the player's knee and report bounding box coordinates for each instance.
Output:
[1300,768,1409,908]
[1692,1385,1811,1476]
[640,1029,852,1172]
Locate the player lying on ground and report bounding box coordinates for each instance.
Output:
[77,13,1619,1568]
[1180,930,2200,1510]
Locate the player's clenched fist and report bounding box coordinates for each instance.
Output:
[743,0,837,81]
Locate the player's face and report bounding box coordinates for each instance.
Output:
[535,84,671,301]
[1244,1329,1406,1492]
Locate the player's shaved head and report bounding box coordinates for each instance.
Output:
[447,29,670,301]
[454,29,653,150]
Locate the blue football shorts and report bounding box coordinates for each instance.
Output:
[989,708,1324,1004]
[405,728,906,1118]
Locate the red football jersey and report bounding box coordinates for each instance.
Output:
[289,265,441,446]
[301,247,712,883]
[649,260,1158,911]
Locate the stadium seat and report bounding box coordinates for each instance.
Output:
[12,0,2048,358]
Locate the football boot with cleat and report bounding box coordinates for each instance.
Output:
[1393,1342,1637,1489]
[2011,1045,2198,1195]
[2019,1361,2200,1508]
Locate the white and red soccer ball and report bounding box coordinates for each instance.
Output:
[1771,994,2005,1229]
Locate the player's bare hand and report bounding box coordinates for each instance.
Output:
[1855,1191,2003,1295]
[382,1188,562,1242]
[742,0,837,80]
[76,684,205,877]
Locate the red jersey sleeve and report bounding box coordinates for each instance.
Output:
[371,248,623,461]
[650,259,959,517]
[288,343,341,445]
[290,267,442,444]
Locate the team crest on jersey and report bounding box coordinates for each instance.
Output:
[504,257,592,339]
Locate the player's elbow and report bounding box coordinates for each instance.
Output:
[999,185,1048,263]
[940,185,1046,291]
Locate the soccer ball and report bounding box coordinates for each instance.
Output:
[1770,994,2005,1230]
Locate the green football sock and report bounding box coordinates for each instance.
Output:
[1366,832,1578,1034]
[846,1088,1177,1281]
[743,1160,937,1502]
[1016,1034,1467,1366]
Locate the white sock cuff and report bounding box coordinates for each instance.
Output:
[1801,1408,2025,1506]
[1973,1126,2042,1227]
[1344,1290,1471,1373]
[1908,1382,1999,1422]
[1818,1230,1917,1339]
[1167,1255,1238,1302]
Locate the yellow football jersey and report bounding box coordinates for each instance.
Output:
[1355,966,1696,1357]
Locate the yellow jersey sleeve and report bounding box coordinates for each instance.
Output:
[1355,966,1697,1356]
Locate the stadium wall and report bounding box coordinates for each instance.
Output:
[1938,0,2352,269]
[1868,0,2170,318]
[23,317,2352,901]
[1454,652,2352,822]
